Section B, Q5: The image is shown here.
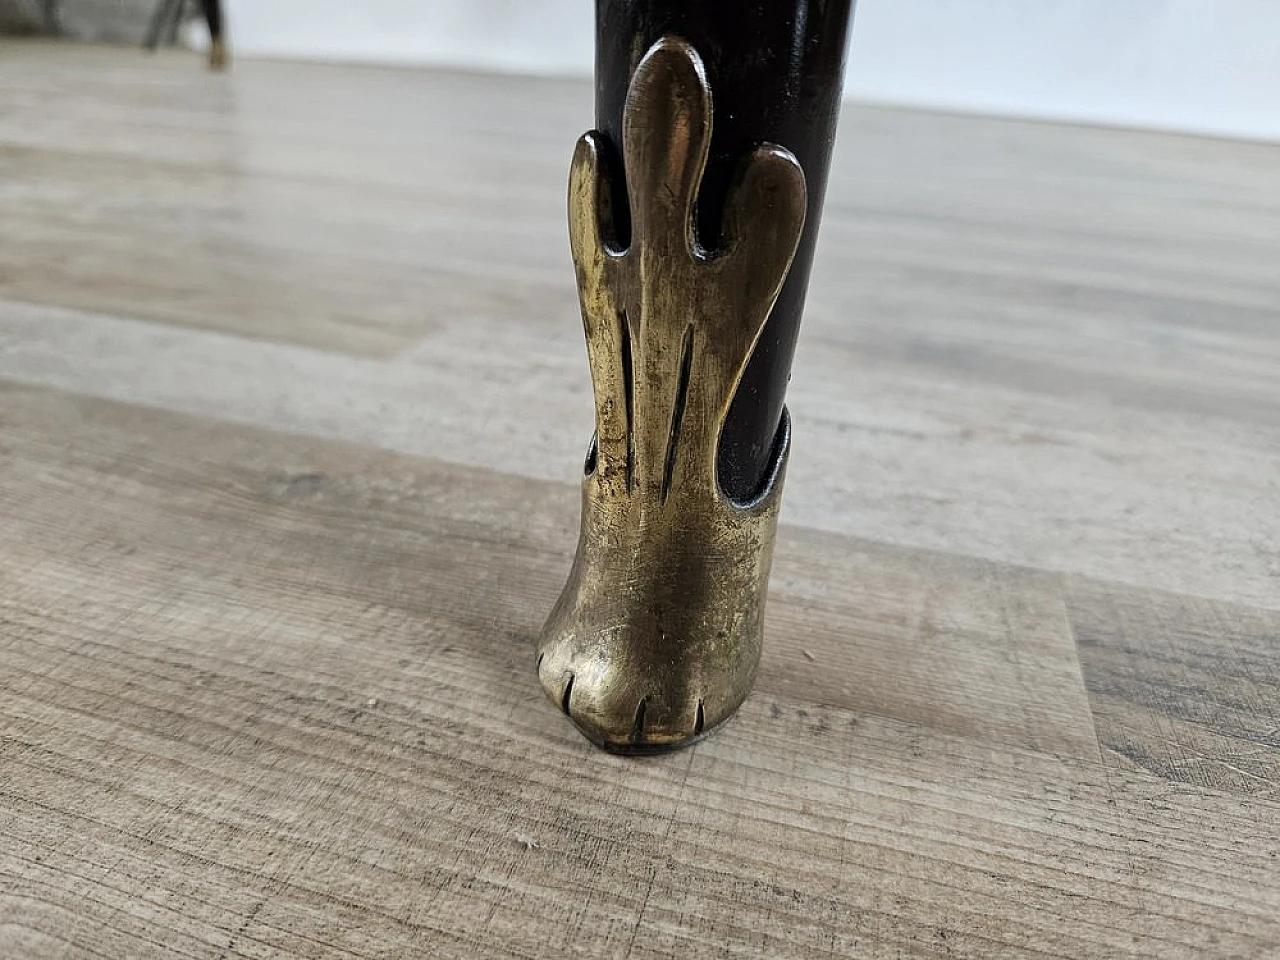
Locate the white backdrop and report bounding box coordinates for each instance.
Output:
[224,0,1280,142]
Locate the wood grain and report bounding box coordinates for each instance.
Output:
[2,44,1277,610]
[2,41,1279,959]
[0,43,584,357]
[3,383,1278,959]
[1068,578,1280,797]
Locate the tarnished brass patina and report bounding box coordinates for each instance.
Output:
[537,36,807,752]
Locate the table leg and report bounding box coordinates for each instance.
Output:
[537,1,854,752]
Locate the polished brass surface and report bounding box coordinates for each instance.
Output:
[537,36,807,752]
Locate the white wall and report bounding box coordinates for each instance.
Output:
[848,0,1280,141]
[224,0,594,76]
[225,0,1280,142]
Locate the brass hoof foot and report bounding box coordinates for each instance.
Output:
[209,39,229,71]
[539,414,790,753]
[538,36,807,752]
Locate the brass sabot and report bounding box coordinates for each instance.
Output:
[537,36,807,752]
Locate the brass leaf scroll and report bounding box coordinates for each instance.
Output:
[537,36,807,751]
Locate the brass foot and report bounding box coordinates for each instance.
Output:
[209,39,228,71]
[538,37,807,752]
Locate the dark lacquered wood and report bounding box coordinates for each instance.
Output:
[595,0,854,499]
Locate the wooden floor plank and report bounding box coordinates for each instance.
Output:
[0,381,1096,756]
[3,293,1278,613]
[2,383,1277,958]
[1067,577,1280,798]
[0,44,584,357]
[3,44,1278,610]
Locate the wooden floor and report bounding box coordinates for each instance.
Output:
[2,41,1279,959]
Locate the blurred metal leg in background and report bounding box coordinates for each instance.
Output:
[143,0,224,71]
[537,1,854,752]
[142,0,183,52]
[204,0,226,70]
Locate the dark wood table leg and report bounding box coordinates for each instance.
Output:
[538,0,854,752]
